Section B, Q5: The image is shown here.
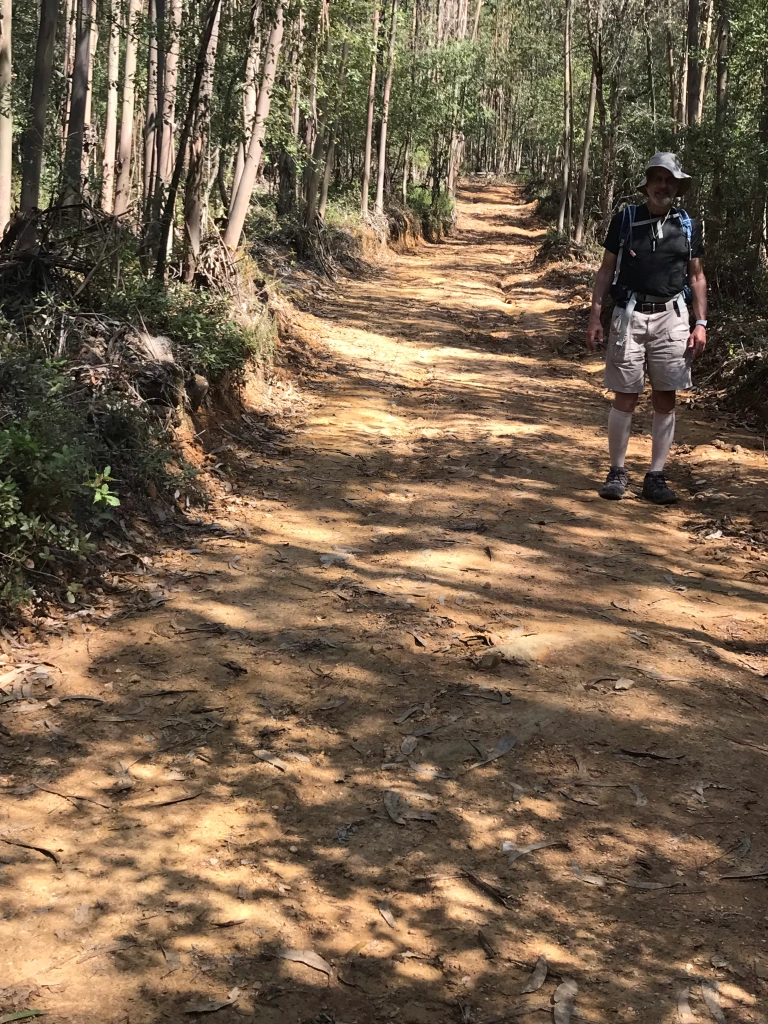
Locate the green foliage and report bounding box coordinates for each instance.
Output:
[406,185,455,241]
[103,277,276,379]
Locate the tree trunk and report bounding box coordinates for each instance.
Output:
[101,0,121,211]
[695,0,713,124]
[243,0,262,141]
[155,0,222,279]
[63,0,95,197]
[0,0,10,233]
[574,65,596,246]
[62,0,76,154]
[708,3,729,244]
[643,1,656,137]
[232,0,262,201]
[686,0,700,126]
[361,0,380,217]
[223,0,285,250]
[374,0,398,217]
[20,0,56,213]
[557,0,572,236]
[182,0,221,282]
[470,0,482,41]
[318,38,349,222]
[677,36,688,127]
[666,24,676,126]
[113,0,142,217]
[143,0,158,211]
[755,63,768,269]
[715,3,728,126]
[157,0,181,204]
[82,11,98,180]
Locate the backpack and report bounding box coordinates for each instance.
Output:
[611,203,693,304]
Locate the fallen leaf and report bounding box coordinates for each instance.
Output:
[408,760,451,779]
[466,732,516,770]
[521,954,548,993]
[677,987,697,1023]
[484,545,493,560]
[719,866,768,879]
[463,870,510,907]
[629,784,647,807]
[411,632,428,648]
[400,736,418,756]
[378,900,396,928]
[504,838,569,865]
[277,948,332,976]
[700,981,726,1024]
[138,790,203,809]
[254,750,288,771]
[73,902,91,924]
[0,1014,44,1024]
[570,862,607,887]
[626,629,651,646]
[614,678,636,691]
[620,747,684,761]
[559,789,599,807]
[478,929,497,959]
[401,810,438,822]
[393,705,422,724]
[384,790,406,825]
[319,551,353,567]
[0,836,61,866]
[553,978,578,1024]
[221,660,248,676]
[317,697,348,712]
[459,688,511,704]
[185,988,240,1014]
[611,600,634,612]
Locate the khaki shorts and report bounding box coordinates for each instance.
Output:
[604,304,692,393]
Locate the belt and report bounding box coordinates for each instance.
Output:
[637,302,668,314]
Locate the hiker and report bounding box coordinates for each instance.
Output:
[586,152,707,504]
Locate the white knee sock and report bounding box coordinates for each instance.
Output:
[650,410,675,472]
[607,407,633,468]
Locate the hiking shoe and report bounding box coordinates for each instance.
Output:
[642,471,678,504]
[599,466,629,500]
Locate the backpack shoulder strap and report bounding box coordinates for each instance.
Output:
[613,204,637,285]
[675,207,692,241]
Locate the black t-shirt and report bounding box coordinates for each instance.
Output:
[603,204,704,299]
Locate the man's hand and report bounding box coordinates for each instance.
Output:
[586,318,603,352]
[687,324,706,358]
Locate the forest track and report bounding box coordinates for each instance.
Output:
[2,182,768,1024]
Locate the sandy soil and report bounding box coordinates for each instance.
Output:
[2,183,768,1024]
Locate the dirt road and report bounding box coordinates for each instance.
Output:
[3,183,768,1024]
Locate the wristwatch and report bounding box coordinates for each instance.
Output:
[695,319,708,327]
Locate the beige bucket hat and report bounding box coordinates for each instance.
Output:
[637,152,692,195]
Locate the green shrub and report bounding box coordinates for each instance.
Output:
[102,277,275,380]
[406,185,455,241]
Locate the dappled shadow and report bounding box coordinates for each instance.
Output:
[2,182,767,1024]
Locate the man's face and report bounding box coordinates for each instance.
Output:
[645,167,676,210]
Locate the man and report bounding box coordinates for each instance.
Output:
[586,152,707,504]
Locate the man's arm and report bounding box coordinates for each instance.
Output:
[586,250,617,352]
[688,257,707,358]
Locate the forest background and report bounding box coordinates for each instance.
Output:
[0,0,766,612]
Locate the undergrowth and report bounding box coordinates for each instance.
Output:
[0,210,278,617]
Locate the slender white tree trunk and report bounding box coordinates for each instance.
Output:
[101,0,121,211]
[224,0,284,250]
[361,0,380,218]
[374,0,398,217]
[113,0,142,216]
[0,0,12,232]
